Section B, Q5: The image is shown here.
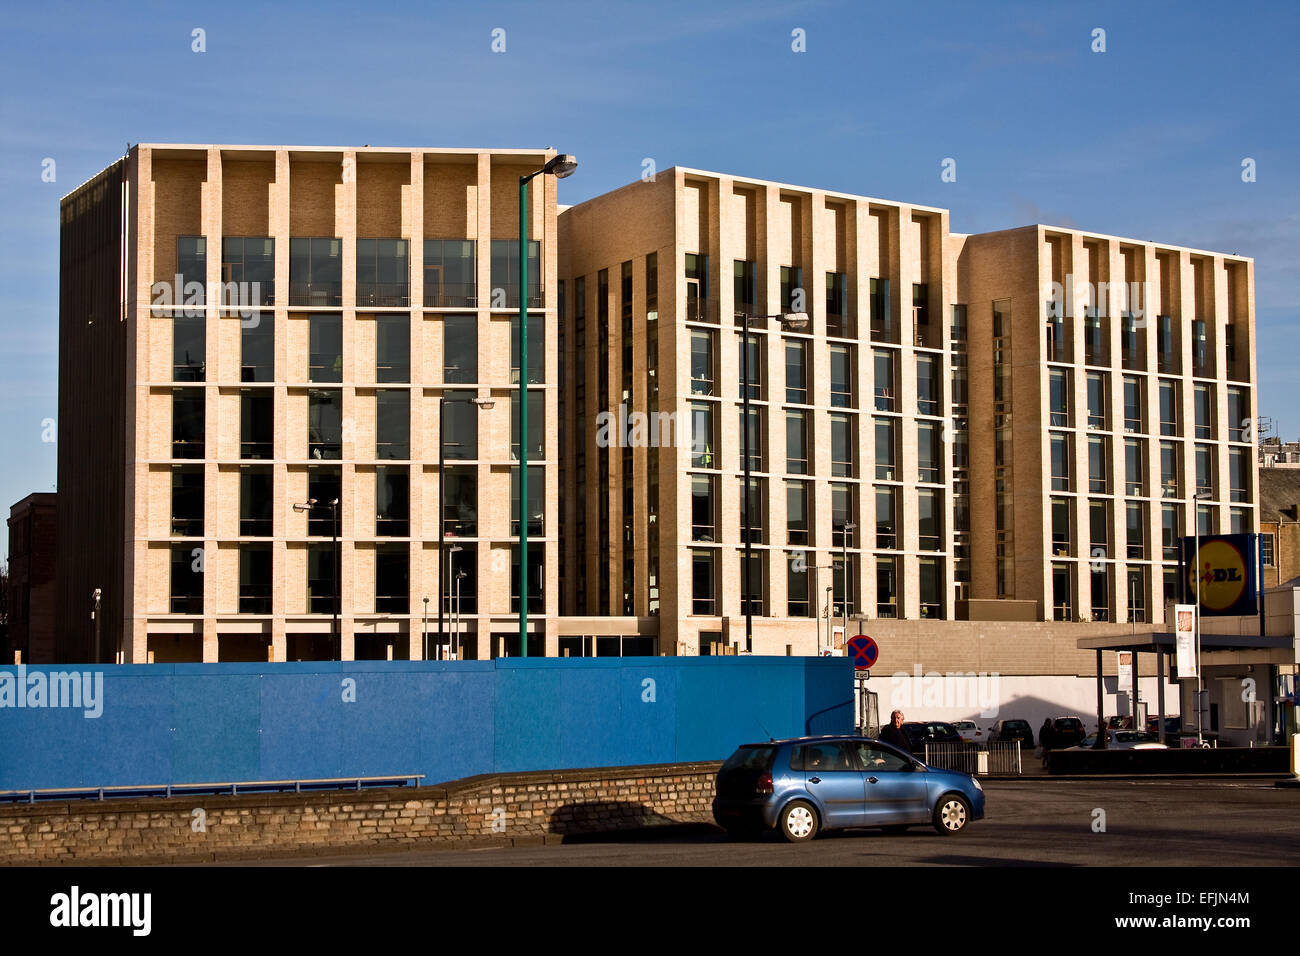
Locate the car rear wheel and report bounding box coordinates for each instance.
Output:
[779,800,819,843]
[933,794,970,835]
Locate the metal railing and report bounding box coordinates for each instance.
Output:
[922,741,1023,775]
[0,774,425,804]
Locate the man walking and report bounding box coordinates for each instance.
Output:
[879,709,911,753]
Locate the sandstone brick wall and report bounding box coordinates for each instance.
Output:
[0,762,722,864]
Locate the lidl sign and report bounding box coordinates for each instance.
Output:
[1179,533,1259,617]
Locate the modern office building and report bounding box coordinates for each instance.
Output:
[56,144,562,663]
[559,167,1259,660]
[55,147,1261,684]
[6,493,58,664]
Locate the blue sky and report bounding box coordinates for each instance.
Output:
[1,0,1297,564]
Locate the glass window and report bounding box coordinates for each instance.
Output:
[733,259,757,314]
[356,238,409,307]
[691,402,715,468]
[489,239,541,309]
[1087,372,1107,429]
[870,278,892,341]
[785,340,807,404]
[309,313,342,382]
[918,422,940,483]
[876,487,897,550]
[511,390,544,460]
[692,474,717,542]
[170,545,204,614]
[443,465,477,537]
[376,390,409,460]
[1089,436,1109,493]
[376,313,410,383]
[173,313,205,382]
[875,417,896,480]
[375,544,409,613]
[222,237,275,306]
[919,557,942,618]
[692,549,717,615]
[1159,380,1179,436]
[1051,496,1072,555]
[691,330,715,395]
[831,413,854,477]
[1227,387,1249,442]
[1125,438,1144,496]
[240,313,274,382]
[511,466,545,537]
[1126,502,1146,559]
[1160,441,1180,498]
[830,345,853,407]
[449,543,477,615]
[740,407,764,472]
[172,388,204,459]
[1195,444,1214,496]
[1123,376,1144,433]
[307,544,338,613]
[510,313,545,384]
[240,389,273,459]
[289,237,342,306]
[876,555,897,618]
[918,489,941,550]
[786,411,808,474]
[171,465,204,537]
[442,314,477,384]
[1162,503,1180,560]
[424,239,476,307]
[376,467,409,537]
[1051,434,1071,491]
[685,253,710,323]
[786,480,809,546]
[239,545,272,614]
[831,483,856,548]
[308,389,342,459]
[1049,368,1070,427]
[306,468,340,537]
[511,545,544,613]
[1229,447,1249,502]
[240,466,272,537]
[917,355,940,415]
[787,551,810,617]
[739,334,762,400]
[442,390,479,461]
[1090,499,1110,552]
[873,349,895,411]
[176,236,206,307]
[1194,384,1214,439]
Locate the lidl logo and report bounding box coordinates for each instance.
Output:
[1187,539,1248,612]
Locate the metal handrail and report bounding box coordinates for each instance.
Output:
[0,773,425,804]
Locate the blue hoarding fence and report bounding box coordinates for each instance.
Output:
[0,656,853,794]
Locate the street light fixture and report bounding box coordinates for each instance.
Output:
[841,521,857,639]
[294,497,340,647]
[438,395,494,660]
[736,310,810,652]
[1192,489,1213,745]
[454,569,467,661]
[518,152,578,657]
[422,596,430,661]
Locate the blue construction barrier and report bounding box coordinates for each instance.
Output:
[0,657,852,792]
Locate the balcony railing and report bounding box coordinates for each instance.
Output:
[356,283,410,308]
[289,282,342,307]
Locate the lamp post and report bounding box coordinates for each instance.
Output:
[91,588,102,664]
[841,521,856,639]
[824,586,834,655]
[422,596,429,661]
[438,395,494,660]
[736,310,809,652]
[293,497,340,647]
[1192,489,1212,745]
[444,543,463,660]
[454,569,467,661]
[519,153,578,658]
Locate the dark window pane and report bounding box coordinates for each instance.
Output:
[376,466,410,536]
[172,388,205,459]
[424,239,477,307]
[241,389,273,459]
[511,466,545,537]
[375,545,409,613]
[376,389,410,460]
[443,465,477,537]
[222,237,275,306]
[308,389,342,459]
[356,238,409,307]
[306,469,341,537]
[510,313,545,384]
[442,390,478,460]
[170,545,204,613]
[171,466,204,537]
[239,545,272,613]
[176,236,206,307]
[309,314,342,382]
[490,239,541,308]
[290,237,342,306]
[240,466,273,536]
[376,313,410,383]
[443,314,477,383]
[173,313,205,381]
[241,313,274,382]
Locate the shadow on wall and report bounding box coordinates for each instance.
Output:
[547,800,705,837]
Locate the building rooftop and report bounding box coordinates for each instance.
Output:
[1258,467,1300,523]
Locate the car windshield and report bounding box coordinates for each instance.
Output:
[1006,721,1029,730]
[1056,719,1082,729]
[1116,732,1159,743]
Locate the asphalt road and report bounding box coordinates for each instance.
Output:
[232,778,1300,867]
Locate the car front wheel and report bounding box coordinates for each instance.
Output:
[933,794,971,835]
[779,800,819,843]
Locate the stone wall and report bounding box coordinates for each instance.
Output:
[0,762,722,864]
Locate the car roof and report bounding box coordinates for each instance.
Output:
[735,734,888,748]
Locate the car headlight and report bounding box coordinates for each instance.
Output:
[972,777,983,792]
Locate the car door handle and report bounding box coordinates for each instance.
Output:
[867,777,878,784]
[809,776,821,784]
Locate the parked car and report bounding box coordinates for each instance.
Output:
[1048,716,1087,748]
[1068,730,1168,751]
[952,720,987,746]
[713,735,986,843]
[901,721,964,756]
[1146,716,1182,741]
[987,719,1034,749]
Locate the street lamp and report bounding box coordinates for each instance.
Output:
[454,569,467,661]
[1192,489,1213,745]
[294,497,340,647]
[518,152,578,657]
[824,586,834,655]
[439,395,493,660]
[736,310,810,652]
[422,596,429,661]
[841,520,856,639]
